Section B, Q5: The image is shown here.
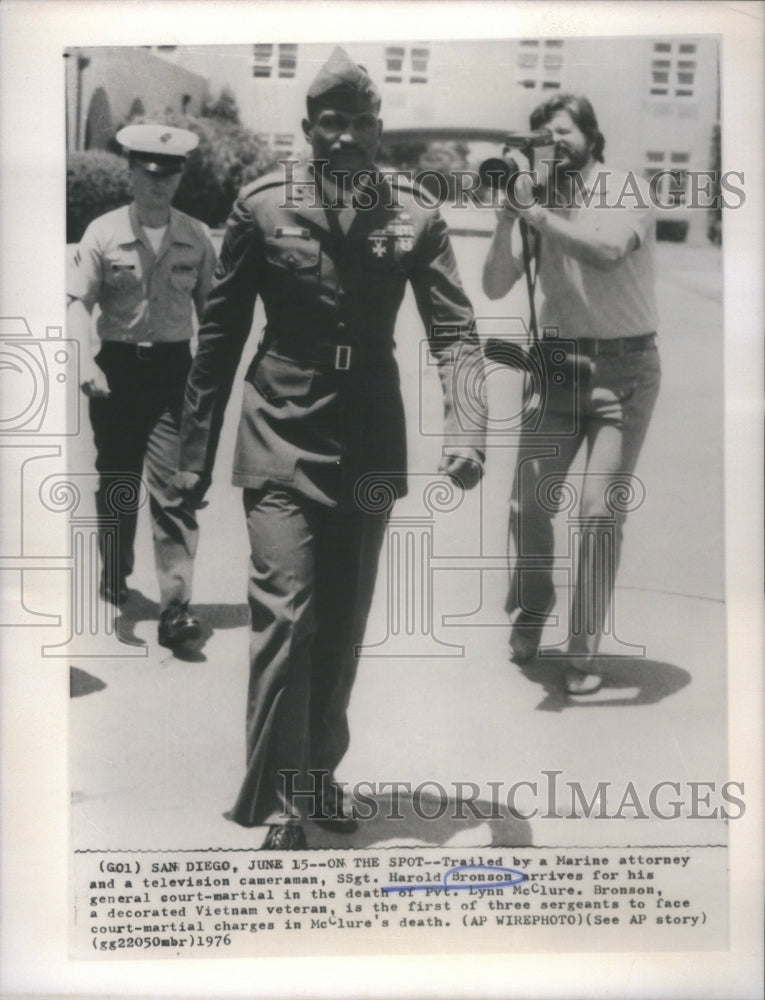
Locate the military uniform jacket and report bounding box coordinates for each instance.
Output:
[179,162,486,508]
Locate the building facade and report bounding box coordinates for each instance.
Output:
[66,38,720,241]
[65,46,208,153]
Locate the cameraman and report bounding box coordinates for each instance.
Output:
[482,94,661,695]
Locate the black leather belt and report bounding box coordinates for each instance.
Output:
[573,333,657,356]
[100,340,191,361]
[263,336,392,372]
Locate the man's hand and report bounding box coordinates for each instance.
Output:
[172,471,211,509]
[80,361,110,398]
[438,448,484,491]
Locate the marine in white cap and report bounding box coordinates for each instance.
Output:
[116,122,200,175]
[66,121,216,648]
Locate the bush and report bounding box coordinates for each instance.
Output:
[163,111,281,227]
[66,150,131,242]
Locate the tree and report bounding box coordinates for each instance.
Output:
[158,88,280,226]
[202,86,240,125]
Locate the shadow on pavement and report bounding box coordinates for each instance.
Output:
[70,666,107,698]
[516,655,691,713]
[305,794,533,849]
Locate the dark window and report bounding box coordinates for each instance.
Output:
[278,43,297,79]
[253,43,273,78]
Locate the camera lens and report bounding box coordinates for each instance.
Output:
[478,156,521,190]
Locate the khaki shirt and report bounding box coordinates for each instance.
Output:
[68,203,216,342]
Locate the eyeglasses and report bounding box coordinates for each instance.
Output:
[313,110,380,134]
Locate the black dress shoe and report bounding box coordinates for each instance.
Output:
[158,602,201,648]
[261,824,307,850]
[311,783,358,833]
[99,575,128,606]
[509,627,541,664]
[509,609,550,664]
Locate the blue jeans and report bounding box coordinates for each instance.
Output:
[507,339,661,658]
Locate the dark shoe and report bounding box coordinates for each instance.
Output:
[99,574,128,606]
[261,824,307,850]
[311,782,358,833]
[564,665,603,696]
[509,609,551,664]
[509,628,542,664]
[158,602,201,648]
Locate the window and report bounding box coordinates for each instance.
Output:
[278,43,297,78]
[649,41,697,98]
[385,44,430,84]
[253,44,298,79]
[645,151,690,205]
[253,43,273,78]
[385,45,405,82]
[410,46,430,83]
[665,170,689,205]
[517,38,564,90]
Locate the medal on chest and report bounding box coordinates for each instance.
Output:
[367,212,415,260]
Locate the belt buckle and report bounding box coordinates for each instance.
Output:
[136,342,153,361]
[335,345,351,371]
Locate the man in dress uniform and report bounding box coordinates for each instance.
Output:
[483,94,661,695]
[176,47,487,848]
[67,123,217,647]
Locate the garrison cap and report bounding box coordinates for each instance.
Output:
[116,123,199,175]
[306,46,381,119]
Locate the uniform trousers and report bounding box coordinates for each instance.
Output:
[89,341,199,610]
[227,487,388,827]
[507,340,661,657]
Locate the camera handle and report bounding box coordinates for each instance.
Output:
[519,218,541,343]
